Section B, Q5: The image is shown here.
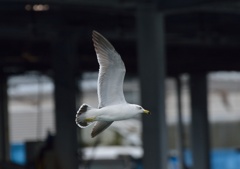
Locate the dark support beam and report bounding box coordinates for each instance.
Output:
[190,73,210,169]
[0,72,9,162]
[137,4,168,169]
[176,76,187,169]
[52,32,78,169]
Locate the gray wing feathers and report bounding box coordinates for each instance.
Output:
[91,121,113,138]
[92,31,126,108]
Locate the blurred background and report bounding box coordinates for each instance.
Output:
[1,1,240,169]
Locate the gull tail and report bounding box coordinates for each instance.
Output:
[75,104,95,128]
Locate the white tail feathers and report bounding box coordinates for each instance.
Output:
[75,104,94,128]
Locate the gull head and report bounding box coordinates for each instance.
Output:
[130,104,151,115]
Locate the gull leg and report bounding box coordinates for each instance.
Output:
[85,117,96,122]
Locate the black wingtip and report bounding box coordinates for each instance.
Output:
[91,133,96,138]
[92,30,101,39]
[91,128,98,138]
[92,30,98,34]
[92,30,97,36]
[92,30,115,53]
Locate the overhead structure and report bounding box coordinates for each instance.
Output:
[1,0,240,75]
[190,73,210,169]
[137,4,167,169]
[0,73,9,162]
[52,31,79,169]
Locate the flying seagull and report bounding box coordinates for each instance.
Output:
[75,31,150,138]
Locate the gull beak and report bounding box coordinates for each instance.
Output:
[143,109,151,115]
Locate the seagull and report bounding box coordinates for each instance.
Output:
[75,31,150,138]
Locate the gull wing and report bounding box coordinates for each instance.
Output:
[91,31,127,137]
[92,31,126,108]
[91,121,113,138]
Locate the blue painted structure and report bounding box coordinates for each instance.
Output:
[10,143,26,165]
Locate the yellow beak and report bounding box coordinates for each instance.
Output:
[143,109,151,115]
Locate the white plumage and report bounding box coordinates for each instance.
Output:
[75,31,150,138]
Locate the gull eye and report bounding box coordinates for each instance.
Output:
[137,106,142,110]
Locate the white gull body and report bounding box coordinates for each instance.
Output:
[75,31,150,138]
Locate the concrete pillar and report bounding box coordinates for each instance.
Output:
[137,4,168,169]
[0,72,9,161]
[190,73,210,169]
[52,31,78,169]
[176,76,187,169]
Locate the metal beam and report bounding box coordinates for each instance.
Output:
[0,72,9,162]
[137,4,168,169]
[176,76,187,169]
[189,73,210,169]
[155,0,240,14]
[52,31,78,169]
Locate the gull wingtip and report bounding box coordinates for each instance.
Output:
[92,30,100,36]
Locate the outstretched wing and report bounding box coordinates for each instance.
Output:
[91,121,113,138]
[92,31,126,108]
[91,31,127,137]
